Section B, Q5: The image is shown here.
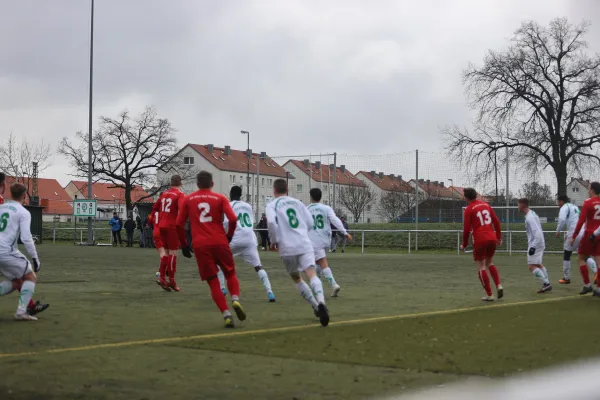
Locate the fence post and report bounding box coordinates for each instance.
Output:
[457,231,460,254]
[361,230,365,254]
[408,231,411,254]
[509,230,513,255]
[53,227,56,243]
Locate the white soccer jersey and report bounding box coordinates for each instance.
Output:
[224,200,257,248]
[265,196,313,257]
[0,200,38,259]
[557,203,580,235]
[306,203,347,250]
[525,210,545,250]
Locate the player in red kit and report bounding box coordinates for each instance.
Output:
[148,200,167,281]
[177,171,246,328]
[571,181,600,295]
[153,175,185,292]
[461,188,504,301]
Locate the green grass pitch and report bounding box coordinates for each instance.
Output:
[1,245,600,399]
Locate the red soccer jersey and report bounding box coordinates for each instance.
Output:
[0,194,3,205]
[155,188,185,229]
[573,196,600,236]
[176,189,237,249]
[462,200,502,247]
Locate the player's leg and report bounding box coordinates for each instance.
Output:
[529,250,551,293]
[216,246,246,322]
[9,278,49,316]
[485,256,503,299]
[302,260,329,327]
[237,245,275,301]
[165,231,180,291]
[560,250,573,284]
[195,246,234,327]
[473,245,493,301]
[316,248,340,297]
[284,256,319,310]
[577,253,593,294]
[15,270,37,320]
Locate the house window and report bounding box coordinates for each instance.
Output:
[573,187,579,193]
[262,178,265,187]
[367,205,371,212]
[297,184,303,193]
[184,156,194,165]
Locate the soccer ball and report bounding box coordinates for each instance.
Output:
[155,271,160,278]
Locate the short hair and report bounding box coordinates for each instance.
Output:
[557,195,569,203]
[518,198,530,207]
[463,187,477,201]
[171,175,182,187]
[10,183,27,200]
[310,188,322,202]
[0,172,5,185]
[196,171,213,189]
[591,182,600,195]
[273,179,287,194]
[230,185,242,201]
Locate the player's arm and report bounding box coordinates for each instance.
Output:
[301,205,313,234]
[531,220,545,249]
[327,206,351,239]
[223,198,238,240]
[461,207,471,249]
[19,211,40,270]
[490,208,502,242]
[265,204,279,246]
[175,198,190,248]
[556,206,567,234]
[572,202,587,238]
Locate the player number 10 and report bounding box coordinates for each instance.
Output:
[476,209,492,226]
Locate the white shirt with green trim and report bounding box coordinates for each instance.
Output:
[0,200,38,259]
[223,200,257,248]
[265,196,313,257]
[306,203,347,250]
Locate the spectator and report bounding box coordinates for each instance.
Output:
[136,215,144,248]
[330,223,339,252]
[338,217,349,253]
[109,212,123,247]
[143,217,154,248]
[257,213,270,250]
[124,215,136,247]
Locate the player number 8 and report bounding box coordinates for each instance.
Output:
[286,208,299,228]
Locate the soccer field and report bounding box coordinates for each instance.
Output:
[1,246,600,400]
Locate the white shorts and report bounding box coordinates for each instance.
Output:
[564,231,584,252]
[281,252,316,275]
[0,253,33,280]
[314,248,327,262]
[230,244,261,267]
[527,248,545,266]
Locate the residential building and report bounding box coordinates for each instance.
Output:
[409,179,455,200]
[159,144,292,218]
[567,178,590,206]
[5,177,73,222]
[64,181,150,219]
[356,171,414,223]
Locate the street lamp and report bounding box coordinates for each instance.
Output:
[489,141,499,205]
[86,0,95,245]
[241,130,250,202]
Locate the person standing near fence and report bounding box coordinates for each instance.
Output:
[136,215,144,247]
[330,223,338,252]
[109,212,123,247]
[124,216,135,247]
[257,213,270,250]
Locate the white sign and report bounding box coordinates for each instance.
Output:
[73,200,97,217]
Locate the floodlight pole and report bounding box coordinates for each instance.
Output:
[87,0,95,245]
[241,130,250,202]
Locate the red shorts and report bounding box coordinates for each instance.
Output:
[473,240,496,261]
[159,227,179,251]
[193,245,236,281]
[578,233,600,256]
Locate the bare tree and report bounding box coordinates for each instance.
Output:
[0,132,52,197]
[519,182,555,205]
[377,189,415,222]
[59,107,190,214]
[442,18,600,196]
[339,185,376,223]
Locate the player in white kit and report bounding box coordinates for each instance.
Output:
[220,186,275,302]
[266,179,329,326]
[519,198,552,293]
[555,195,598,286]
[0,183,43,320]
[307,188,352,297]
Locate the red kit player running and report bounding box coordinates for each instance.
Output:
[177,171,246,328]
[152,175,185,292]
[461,188,504,301]
[148,198,166,278]
[571,181,600,296]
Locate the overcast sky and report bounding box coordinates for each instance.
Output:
[1,0,599,187]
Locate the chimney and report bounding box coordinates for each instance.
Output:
[389,174,395,180]
[260,151,267,160]
[379,172,384,179]
[370,171,376,177]
[419,179,424,184]
[207,144,214,153]
[440,182,445,187]
[433,181,438,185]
[340,165,346,173]
[426,179,431,184]
[399,175,403,181]
[329,164,334,171]
[224,145,231,155]
[315,161,321,169]
[303,159,310,168]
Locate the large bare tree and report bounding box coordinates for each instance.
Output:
[442,18,600,195]
[0,132,52,197]
[519,182,555,205]
[339,185,376,223]
[377,189,415,222]
[59,107,188,214]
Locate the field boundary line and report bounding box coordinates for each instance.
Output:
[0,295,581,359]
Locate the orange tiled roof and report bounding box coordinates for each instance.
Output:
[6,176,73,214]
[70,181,150,203]
[357,171,413,193]
[285,160,365,186]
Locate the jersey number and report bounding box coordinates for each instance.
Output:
[198,202,212,223]
[0,213,8,232]
[312,215,324,230]
[476,210,492,226]
[594,205,600,220]
[154,212,159,224]
[238,213,252,228]
[286,209,299,228]
[161,198,172,213]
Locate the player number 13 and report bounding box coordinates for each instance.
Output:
[198,202,212,223]
[476,210,492,225]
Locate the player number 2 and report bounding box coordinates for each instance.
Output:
[286,208,299,228]
[0,213,8,232]
[161,198,172,213]
[198,202,212,223]
[594,205,600,220]
[476,210,492,225]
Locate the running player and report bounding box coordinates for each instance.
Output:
[153,175,185,291]
[461,188,503,301]
[519,198,552,293]
[149,198,167,281]
[0,183,44,320]
[266,179,329,326]
[571,182,600,295]
[177,171,246,328]
[307,188,351,297]
[0,173,48,316]
[223,186,275,302]
[556,195,597,285]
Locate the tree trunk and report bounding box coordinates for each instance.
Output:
[554,163,568,198]
[125,183,133,217]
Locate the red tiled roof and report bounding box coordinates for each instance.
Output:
[70,181,150,203]
[6,177,73,215]
[357,172,413,193]
[449,186,488,201]
[411,180,455,198]
[284,160,365,186]
[571,178,590,187]
[188,144,288,178]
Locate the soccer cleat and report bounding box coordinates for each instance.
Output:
[27,301,49,316]
[224,315,235,328]
[558,278,571,284]
[313,307,319,318]
[156,278,172,292]
[537,283,552,294]
[169,281,180,292]
[481,295,495,302]
[496,286,504,300]
[317,303,330,327]
[267,292,276,302]
[593,289,600,298]
[232,300,246,321]
[331,284,341,298]
[221,287,227,296]
[14,313,38,321]
[580,286,594,295]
